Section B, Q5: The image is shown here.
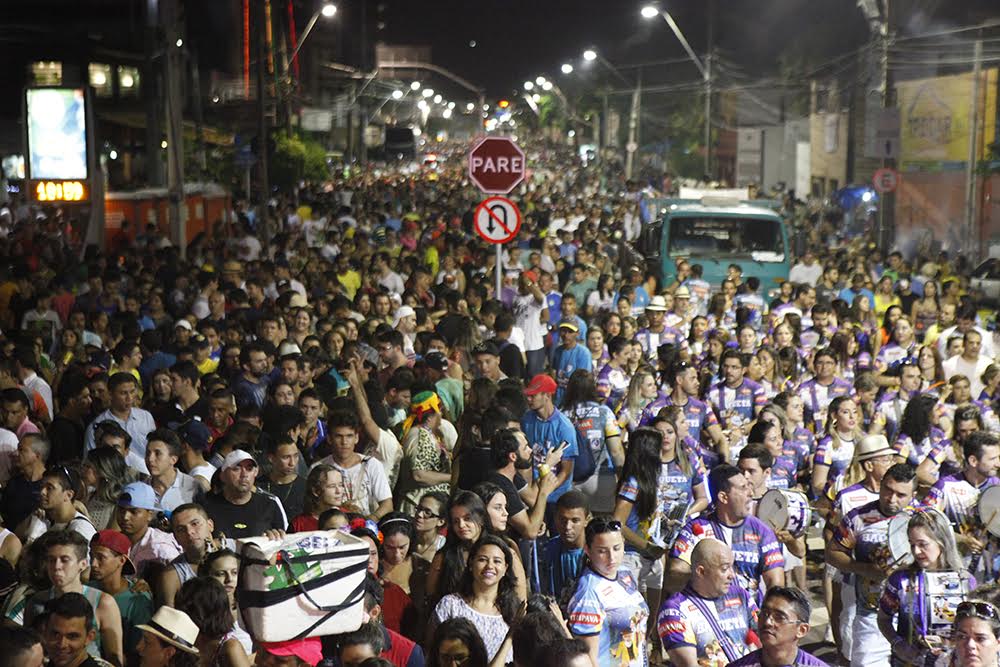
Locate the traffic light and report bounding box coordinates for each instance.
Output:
[498,99,510,109]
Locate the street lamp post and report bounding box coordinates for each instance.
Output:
[642,4,712,176]
[284,2,337,132]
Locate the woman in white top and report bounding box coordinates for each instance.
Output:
[430,534,520,664]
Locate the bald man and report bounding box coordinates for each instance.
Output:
[657,539,760,667]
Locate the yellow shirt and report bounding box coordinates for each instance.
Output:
[196,357,219,375]
[337,270,362,300]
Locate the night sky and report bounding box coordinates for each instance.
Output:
[371,0,1000,99]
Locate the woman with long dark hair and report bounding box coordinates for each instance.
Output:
[427,491,488,604]
[174,577,250,667]
[894,393,948,468]
[426,617,490,667]
[430,534,520,663]
[472,481,528,601]
[614,425,705,642]
[567,517,649,667]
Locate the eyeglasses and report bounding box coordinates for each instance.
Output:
[759,608,802,626]
[414,506,440,519]
[957,601,1000,622]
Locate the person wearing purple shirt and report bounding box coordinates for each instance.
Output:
[707,351,767,462]
[797,349,853,432]
[925,432,1000,573]
[658,540,758,667]
[667,464,784,598]
[640,362,728,456]
[878,509,976,667]
[596,336,631,410]
[636,296,688,362]
[729,587,831,667]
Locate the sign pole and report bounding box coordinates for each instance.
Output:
[495,245,502,299]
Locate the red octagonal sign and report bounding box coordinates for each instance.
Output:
[468,136,526,194]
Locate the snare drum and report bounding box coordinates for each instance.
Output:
[756,489,812,537]
[978,485,1000,538]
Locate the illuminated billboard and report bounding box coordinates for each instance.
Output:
[25,88,88,180]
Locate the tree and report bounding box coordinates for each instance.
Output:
[270,131,329,190]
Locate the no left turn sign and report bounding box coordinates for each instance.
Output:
[474,196,522,244]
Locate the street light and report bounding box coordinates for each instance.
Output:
[535,76,546,85]
[443,109,453,119]
[523,81,534,91]
[641,3,712,174]
[410,81,421,91]
[391,89,404,99]
[433,94,442,104]
[541,81,553,91]
[290,3,338,66]
[561,63,574,74]
[583,49,597,62]
[422,88,434,98]
[466,102,475,111]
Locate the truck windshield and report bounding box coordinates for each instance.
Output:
[668,216,785,258]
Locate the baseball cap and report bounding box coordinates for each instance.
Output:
[524,374,558,396]
[177,420,212,452]
[175,319,193,331]
[222,449,257,471]
[92,530,137,575]
[424,351,450,372]
[558,320,580,333]
[259,638,322,666]
[392,305,416,328]
[118,482,159,511]
[472,341,500,357]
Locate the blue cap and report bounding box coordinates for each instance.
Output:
[118,481,159,511]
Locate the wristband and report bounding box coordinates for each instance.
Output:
[539,464,551,479]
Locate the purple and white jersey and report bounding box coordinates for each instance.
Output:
[797,377,853,431]
[728,649,831,667]
[658,583,758,667]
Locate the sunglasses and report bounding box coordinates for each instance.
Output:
[957,601,1000,622]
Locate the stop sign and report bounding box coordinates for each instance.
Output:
[468,137,526,194]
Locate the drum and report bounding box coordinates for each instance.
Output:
[756,489,812,537]
[978,485,1000,538]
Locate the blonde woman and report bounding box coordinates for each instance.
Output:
[811,397,863,500]
[617,369,660,433]
[879,509,975,666]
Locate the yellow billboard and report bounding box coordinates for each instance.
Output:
[897,68,997,171]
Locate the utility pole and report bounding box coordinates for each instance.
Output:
[256,0,270,206]
[625,68,641,180]
[965,36,983,258]
[704,0,715,178]
[162,0,186,254]
[876,0,895,252]
[144,0,163,187]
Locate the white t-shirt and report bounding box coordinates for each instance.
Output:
[514,294,547,352]
[943,354,993,397]
[189,463,216,489]
[789,261,823,286]
[0,428,18,484]
[312,456,392,516]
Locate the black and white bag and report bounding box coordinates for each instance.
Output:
[236,531,368,642]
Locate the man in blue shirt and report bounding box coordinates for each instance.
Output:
[551,321,593,405]
[543,490,590,600]
[838,272,876,307]
[522,374,579,511]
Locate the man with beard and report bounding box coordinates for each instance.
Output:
[487,427,561,540]
[156,503,235,606]
[200,450,286,540]
[826,463,918,667]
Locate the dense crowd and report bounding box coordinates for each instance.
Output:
[0,139,1000,667]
